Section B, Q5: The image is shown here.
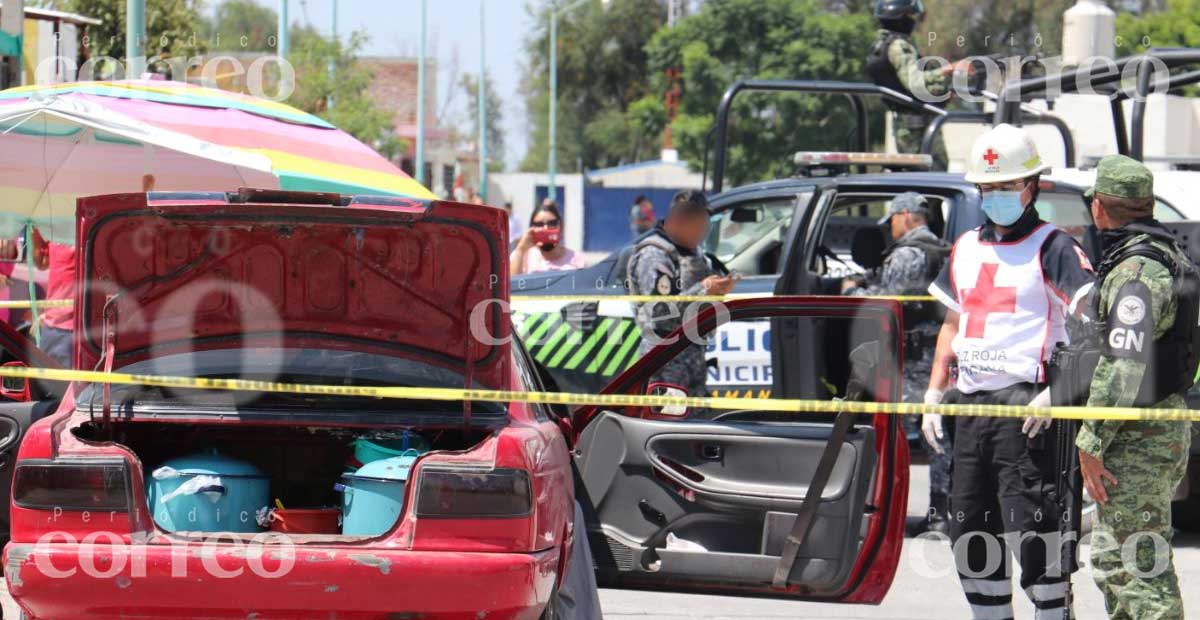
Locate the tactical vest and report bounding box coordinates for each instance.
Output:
[886,234,951,329]
[865,32,910,107]
[625,231,711,296]
[1087,231,1200,405]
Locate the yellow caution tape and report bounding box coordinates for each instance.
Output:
[510,294,937,303]
[6,365,1198,423]
[0,299,72,310]
[0,295,938,309]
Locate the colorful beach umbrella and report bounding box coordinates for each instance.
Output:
[0,80,433,244]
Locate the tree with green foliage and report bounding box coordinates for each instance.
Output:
[1114,0,1200,54]
[203,0,277,52]
[646,0,877,187]
[461,71,507,171]
[519,0,665,173]
[64,0,207,62]
[286,27,404,161]
[921,0,1074,59]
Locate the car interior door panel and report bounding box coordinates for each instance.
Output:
[575,412,877,591]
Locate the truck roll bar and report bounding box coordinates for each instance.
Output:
[708,80,947,193]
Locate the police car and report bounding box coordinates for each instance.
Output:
[513,162,1190,399]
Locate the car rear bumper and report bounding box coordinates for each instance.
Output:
[5,542,558,620]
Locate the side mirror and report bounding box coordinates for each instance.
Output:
[646,382,688,418]
[0,361,30,402]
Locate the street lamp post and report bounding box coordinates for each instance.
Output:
[278,0,289,57]
[546,0,593,203]
[126,0,145,77]
[479,0,488,203]
[416,0,427,187]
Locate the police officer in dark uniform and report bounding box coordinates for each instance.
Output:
[865,0,971,165]
[627,190,734,398]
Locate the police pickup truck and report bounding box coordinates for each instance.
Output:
[512,161,1191,400]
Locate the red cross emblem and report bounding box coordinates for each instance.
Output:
[982,148,999,166]
[960,263,1016,338]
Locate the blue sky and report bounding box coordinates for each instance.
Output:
[246,0,535,170]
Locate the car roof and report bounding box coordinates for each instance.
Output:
[712,170,1088,206]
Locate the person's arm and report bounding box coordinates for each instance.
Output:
[928,310,959,393]
[847,246,924,297]
[631,247,684,339]
[889,38,951,98]
[1042,231,1097,317]
[1077,258,1173,458]
[510,229,536,276]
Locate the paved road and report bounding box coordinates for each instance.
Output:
[1,464,1196,619]
[600,463,1200,619]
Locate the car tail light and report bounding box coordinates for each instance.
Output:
[414,467,532,518]
[13,460,131,512]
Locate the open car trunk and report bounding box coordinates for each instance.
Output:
[73,419,491,540]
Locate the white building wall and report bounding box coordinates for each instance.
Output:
[487,173,585,251]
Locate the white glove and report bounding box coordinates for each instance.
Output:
[921,388,945,454]
[1022,389,1053,438]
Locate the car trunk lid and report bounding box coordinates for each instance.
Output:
[74,190,510,391]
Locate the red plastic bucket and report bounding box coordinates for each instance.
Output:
[268,508,341,534]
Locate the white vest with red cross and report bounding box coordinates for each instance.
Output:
[949,223,1068,394]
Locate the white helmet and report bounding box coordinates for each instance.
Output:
[964,123,1052,184]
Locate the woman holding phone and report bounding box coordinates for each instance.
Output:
[510,200,587,276]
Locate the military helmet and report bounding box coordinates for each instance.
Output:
[874,0,924,20]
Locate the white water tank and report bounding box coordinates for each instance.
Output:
[1062,0,1115,65]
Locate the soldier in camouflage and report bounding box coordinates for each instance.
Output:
[1076,155,1194,620]
[627,190,735,399]
[864,0,972,166]
[844,192,953,532]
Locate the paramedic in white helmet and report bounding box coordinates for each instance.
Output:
[923,124,1095,620]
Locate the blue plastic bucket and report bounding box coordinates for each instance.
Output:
[147,451,269,533]
[351,433,430,465]
[337,452,419,536]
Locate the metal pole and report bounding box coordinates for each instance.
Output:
[416,0,427,186]
[548,3,557,202]
[327,0,337,110]
[278,0,289,57]
[479,0,488,203]
[126,0,146,77]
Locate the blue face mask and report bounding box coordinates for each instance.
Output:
[980,191,1026,226]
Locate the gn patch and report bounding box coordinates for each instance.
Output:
[1104,280,1154,362]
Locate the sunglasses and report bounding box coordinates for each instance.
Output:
[531,219,560,228]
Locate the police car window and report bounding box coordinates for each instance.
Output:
[1033,191,1091,245]
[708,198,800,276]
[1154,199,1184,222]
[816,194,946,277]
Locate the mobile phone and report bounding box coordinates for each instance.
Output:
[531,227,561,246]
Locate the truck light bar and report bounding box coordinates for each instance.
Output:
[792,151,934,169]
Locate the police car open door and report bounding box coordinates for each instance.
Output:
[573,297,907,603]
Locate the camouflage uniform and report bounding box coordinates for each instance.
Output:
[628,228,717,398]
[1076,156,1191,620]
[848,221,952,496]
[878,30,949,166]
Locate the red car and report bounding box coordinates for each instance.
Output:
[0,190,908,619]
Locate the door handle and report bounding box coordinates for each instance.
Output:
[698,444,723,460]
[638,499,666,525]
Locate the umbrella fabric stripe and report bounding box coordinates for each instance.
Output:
[101,97,401,176]
[260,149,435,199]
[0,81,331,128]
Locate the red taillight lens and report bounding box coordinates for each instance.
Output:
[13,460,130,512]
[415,467,532,518]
